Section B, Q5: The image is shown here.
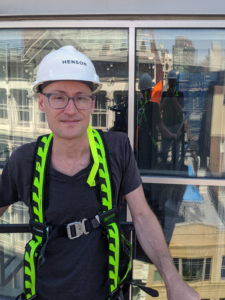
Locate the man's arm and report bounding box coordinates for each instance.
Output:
[158,121,177,139]
[125,185,200,300]
[0,205,9,217]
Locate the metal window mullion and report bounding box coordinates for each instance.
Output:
[202,257,206,281]
[141,176,225,187]
[126,26,135,227]
[127,26,135,148]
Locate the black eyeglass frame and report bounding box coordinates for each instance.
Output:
[40,92,95,110]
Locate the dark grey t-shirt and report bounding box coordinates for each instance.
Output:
[0,131,141,300]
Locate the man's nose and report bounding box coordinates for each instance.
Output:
[64,98,78,113]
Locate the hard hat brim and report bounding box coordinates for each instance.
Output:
[33,79,102,93]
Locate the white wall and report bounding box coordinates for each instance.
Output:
[1,0,225,16]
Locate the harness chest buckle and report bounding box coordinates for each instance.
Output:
[66,218,89,239]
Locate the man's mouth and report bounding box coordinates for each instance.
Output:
[61,119,81,124]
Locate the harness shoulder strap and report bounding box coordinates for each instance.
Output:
[88,128,120,295]
[24,133,53,300]
[88,128,133,298]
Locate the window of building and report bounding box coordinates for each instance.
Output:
[92,91,108,129]
[221,256,225,278]
[153,257,212,283]
[0,88,7,119]
[136,28,225,178]
[172,257,212,281]
[10,89,31,123]
[92,113,107,128]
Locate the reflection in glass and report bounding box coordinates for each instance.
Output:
[0,29,129,169]
[136,29,225,178]
[133,182,225,299]
[0,202,30,298]
[0,28,129,297]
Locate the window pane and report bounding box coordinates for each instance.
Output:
[0,28,128,169]
[133,183,224,299]
[136,29,225,178]
[205,258,212,280]
[182,258,204,281]
[0,202,30,298]
[221,256,225,278]
[0,28,128,297]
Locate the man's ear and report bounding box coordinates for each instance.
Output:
[38,93,46,112]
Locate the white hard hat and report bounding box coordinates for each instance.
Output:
[138,73,154,91]
[167,70,177,80]
[33,45,102,93]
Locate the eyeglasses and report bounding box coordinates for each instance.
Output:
[41,92,94,110]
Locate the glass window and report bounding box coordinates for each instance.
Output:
[92,91,108,129]
[221,256,225,278]
[0,27,129,298]
[0,88,7,119]
[136,29,225,178]
[0,202,30,298]
[0,28,129,170]
[11,89,31,123]
[182,258,204,281]
[133,182,225,299]
[1,24,225,300]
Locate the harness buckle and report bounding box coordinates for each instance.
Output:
[29,220,49,239]
[66,218,89,239]
[98,208,118,226]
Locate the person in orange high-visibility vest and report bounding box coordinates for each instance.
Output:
[136,73,177,170]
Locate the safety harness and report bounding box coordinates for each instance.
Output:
[21,125,132,300]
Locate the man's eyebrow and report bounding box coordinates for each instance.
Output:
[45,90,66,93]
[45,90,89,95]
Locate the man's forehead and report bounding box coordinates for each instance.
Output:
[40,80,93,92]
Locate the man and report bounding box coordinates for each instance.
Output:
[0,46,200,300]
[137,72,177,170]
[160,70,184,167]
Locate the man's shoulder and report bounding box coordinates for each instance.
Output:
[10,141,36,164]
[102,130,128,139]
[101,130,130,153]
[102,130,129,143]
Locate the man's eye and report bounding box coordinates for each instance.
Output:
[77,96,85,101]
[54,95,65,100]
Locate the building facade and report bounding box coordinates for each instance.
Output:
[0,1,225,299]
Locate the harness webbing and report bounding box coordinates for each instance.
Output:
[23,127,131,300]
[24,133,53,299]
[87,126,120,295]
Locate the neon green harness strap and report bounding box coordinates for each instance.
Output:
[24,133,53,299]
[89,128,120,295]
[87,125,99,187]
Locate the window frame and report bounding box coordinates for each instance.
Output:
[0,20,224,188]
[0,17,225,300]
